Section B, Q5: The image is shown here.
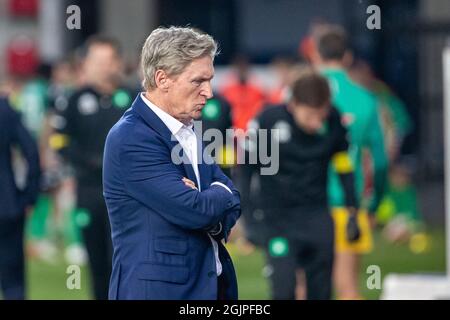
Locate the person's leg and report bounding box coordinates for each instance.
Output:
[79,204,112,300]
[78,187,112,300]
[333,252,362,300]
[304,254,333,299]
[57,177,78,247]
[303,212,334,300]
[295,269,307,300]
[0,216,26,300]
[332,208,372,300]
[61,178,87,265]
[265,237,297,300]
[26,194,57,262]
[26,194,50,241]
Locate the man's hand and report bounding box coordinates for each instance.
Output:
[182,177,239,242]
[182,177,198,190]
[183,177,223,239]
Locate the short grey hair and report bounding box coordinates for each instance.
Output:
[141,26,218,90]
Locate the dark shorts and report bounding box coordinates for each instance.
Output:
[263,206,334,300]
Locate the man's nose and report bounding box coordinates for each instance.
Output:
[201,82,213,99]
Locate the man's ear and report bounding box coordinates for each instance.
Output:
[154,69,170,91]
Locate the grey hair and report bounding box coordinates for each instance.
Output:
[141,26,218,90]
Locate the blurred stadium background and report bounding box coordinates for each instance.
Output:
[1,0,450,299]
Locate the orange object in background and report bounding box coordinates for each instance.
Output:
[221,79,266,131]
[220,55,266,132]
[299,35,316,62]
[267,86,285,105]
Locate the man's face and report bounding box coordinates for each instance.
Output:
[83,44,123,86]
[288,102,330,134]
[166,56,214,124]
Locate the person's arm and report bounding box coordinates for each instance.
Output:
[387,93,413,139]
[209,164,241,242]
[332,110,360,241]
[332,151,358,210]
[182,176,240,242]
[365,106,388,214]
[237,118,261,214]
[119,133,238,231]
[331,108,359,210]
[332,151,361,241]
[10,106,40,210]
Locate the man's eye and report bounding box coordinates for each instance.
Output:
[192,80,201,86]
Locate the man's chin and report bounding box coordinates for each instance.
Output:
[192,110,203,119]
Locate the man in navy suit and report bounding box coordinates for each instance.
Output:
[103,26,241,300]
[0,97,40,299]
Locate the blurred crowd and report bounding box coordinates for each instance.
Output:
[0,22,427,300]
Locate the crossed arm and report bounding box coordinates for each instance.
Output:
[182,164,241,242]
[119,134,240,236]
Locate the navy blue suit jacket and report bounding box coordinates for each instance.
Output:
[103,94,241,300]
[0,97,40,219]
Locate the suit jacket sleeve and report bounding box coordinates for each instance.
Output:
[119,132,238,231]
[209,164,241,242]
[10,107,40,208]
[331,109,358,209]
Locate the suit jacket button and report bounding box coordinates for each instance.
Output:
[208,271,215,278]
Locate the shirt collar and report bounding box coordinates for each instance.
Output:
[141,92,191,136]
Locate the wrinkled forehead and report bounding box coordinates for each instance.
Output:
[182,56,215,79]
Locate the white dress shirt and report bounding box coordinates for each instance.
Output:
[141,93,231,276]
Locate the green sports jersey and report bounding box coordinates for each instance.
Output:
[375,81,413,138]
[16,78,49,139]
[322,68,388,213]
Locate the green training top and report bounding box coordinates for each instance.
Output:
[322,68,388,213]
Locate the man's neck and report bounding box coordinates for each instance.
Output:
[144,91,191,126]
[144,91,170,114]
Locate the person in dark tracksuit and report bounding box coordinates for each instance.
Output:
[49,36,133,299]
[243,69,360,300]
[0,97,40,300]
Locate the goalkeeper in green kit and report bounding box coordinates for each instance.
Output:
[310,26,388,300]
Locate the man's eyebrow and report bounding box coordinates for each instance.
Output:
[193,75,214,81]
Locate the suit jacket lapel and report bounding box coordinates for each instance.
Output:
[181,148,200,189]
[197,138,212,191]
[132,94,201,188]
